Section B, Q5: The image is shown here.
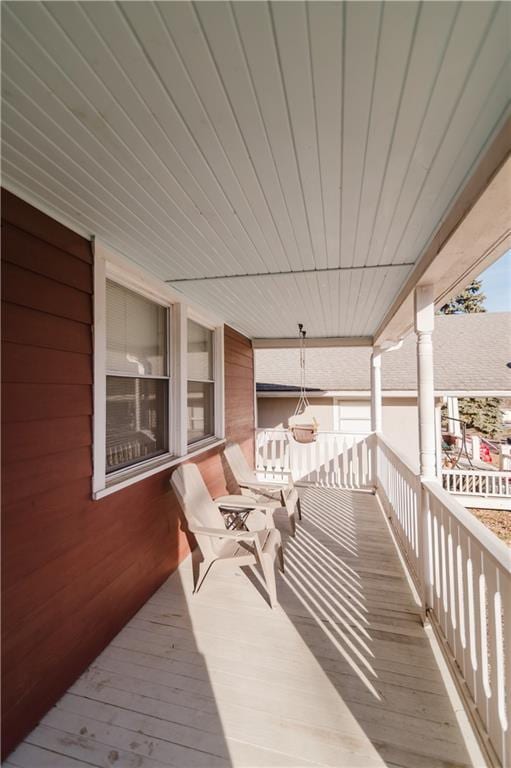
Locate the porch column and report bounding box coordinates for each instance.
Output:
[415,285,436,479]
[415,285,436,616]
[370,348,382,433]
[435,400,443,479]
[447,396,461,437]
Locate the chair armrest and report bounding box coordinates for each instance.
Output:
[214,496,277,511]
[189,526,257,541]
[240,481,285,494]
[213,494,259,508]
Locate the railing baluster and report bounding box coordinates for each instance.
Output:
[470,544,487,732]
[485,563,503,757]
[446,523,456,652]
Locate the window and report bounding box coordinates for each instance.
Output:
[93,246,225,499]
[106,280,170,473]
[187,319,214,444]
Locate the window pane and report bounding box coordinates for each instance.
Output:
[187,320,213,380]
[187,381,214,444]
[107,280,167,376]
[106,376,168,472]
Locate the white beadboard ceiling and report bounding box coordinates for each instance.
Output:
[2,1,509,339]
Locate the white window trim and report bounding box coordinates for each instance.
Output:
[186,311,224,447]
[92,242,225,500]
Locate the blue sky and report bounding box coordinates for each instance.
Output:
[478,249,511,312]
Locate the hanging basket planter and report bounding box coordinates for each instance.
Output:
[288,324,319,444]
[289,420,318,444]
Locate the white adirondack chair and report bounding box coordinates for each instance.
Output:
[171,464,284,607]
[224,442,301,535]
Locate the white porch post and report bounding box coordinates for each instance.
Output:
[435,400,443,480]
[415,285,436,615]
[447,395,461,437]
[370,348,382,489]
[370,348,382,433]
[415,286,436,479]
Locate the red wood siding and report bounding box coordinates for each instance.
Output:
[1,190,255,758]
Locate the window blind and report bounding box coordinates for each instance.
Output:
[187,319,214,443]
[106,280,167,376]
[105,280,170,473]
[187,319,213,381]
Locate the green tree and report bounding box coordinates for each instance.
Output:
[439,278,501,439]
[457,397,502,438]
[438,278,486,315]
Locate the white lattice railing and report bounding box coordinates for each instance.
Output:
[443,469,511,498]
[376,436,511,766]
[255,429,375,489]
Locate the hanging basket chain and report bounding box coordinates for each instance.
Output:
[289,324,318,443]
[293,324,311,418]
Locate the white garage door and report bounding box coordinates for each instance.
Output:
[334,400,371,434]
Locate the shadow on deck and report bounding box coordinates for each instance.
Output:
[7,488,473,768]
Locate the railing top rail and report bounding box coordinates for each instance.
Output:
[255,428,288,433]
[423,479,511,574]
[376,434,420,477]
[255,428,373,437]
[442,468,511,478]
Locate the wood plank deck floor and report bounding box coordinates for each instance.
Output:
[6,488,473,768]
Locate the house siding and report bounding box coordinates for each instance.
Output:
[257,395,421,466]
[1,190,255,757]
[257,396,335,431]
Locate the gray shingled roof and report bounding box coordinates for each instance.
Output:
[256,312,511,393]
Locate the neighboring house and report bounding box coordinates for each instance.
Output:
[256,312,511,467]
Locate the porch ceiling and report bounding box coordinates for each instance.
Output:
[1,2,509,339]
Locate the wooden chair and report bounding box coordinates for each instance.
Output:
[224,441,301,535]
[171,464,284,607]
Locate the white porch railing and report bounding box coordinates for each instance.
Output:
[255,429,375,489]
[376,435,511,767]
[423,480,510,767]
[376,437,422,594]
[443,468,511,501]
[255,428,510,762]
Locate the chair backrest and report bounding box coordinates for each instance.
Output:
[171,464,226,557]
[224,442,254,485]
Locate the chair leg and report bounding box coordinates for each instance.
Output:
[259,552,278,608]
[285,500,297,536]
[278,542,285,574]
[194,559,213,594]
[282,488,301,528]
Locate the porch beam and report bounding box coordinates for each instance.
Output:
[166,263,413,283]
[375,118,511,347]
[252,336,373,349]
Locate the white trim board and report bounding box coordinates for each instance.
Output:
[256,390,506,399]
[253,337,373,349]
[93,439,226,500]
